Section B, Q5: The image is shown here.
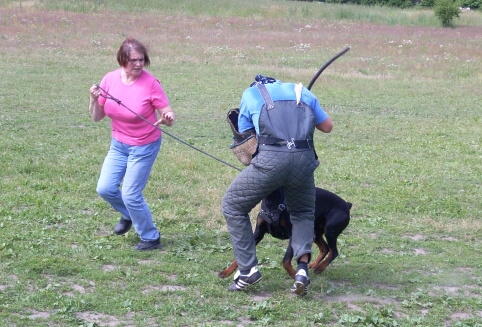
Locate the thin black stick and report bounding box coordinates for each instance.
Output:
[307,46,350,91]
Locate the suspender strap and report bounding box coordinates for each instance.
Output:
[256,83,275,110]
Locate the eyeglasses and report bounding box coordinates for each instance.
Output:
[128,57,145,65]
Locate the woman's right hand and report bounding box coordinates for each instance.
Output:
[89,84,106,122]
[90,84,102,99]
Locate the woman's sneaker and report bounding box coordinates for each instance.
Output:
[134,238,162,251]
[114,217,132,235]
[290,269,310,296]
[228,266,262,291]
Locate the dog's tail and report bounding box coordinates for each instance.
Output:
[346,202,353,211]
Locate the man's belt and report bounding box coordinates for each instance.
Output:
[258,136,313,149]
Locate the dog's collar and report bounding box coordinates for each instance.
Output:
[259,203,285,225]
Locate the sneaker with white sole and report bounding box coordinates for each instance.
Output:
[290,269,310,296]
[228,266,262,291]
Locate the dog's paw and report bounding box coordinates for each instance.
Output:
[218,271,229,279]
[312,262,330,274]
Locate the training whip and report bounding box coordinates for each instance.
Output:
[307,46,350,91]
[94,84,243,172]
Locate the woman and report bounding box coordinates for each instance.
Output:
[89,37,175,251]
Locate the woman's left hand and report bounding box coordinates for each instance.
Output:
[155,107,176,127]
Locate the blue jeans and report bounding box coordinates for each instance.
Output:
[96,137,161,241]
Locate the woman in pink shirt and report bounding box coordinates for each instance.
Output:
[89,37,175,251]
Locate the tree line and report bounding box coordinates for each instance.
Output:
[294,0,480,10]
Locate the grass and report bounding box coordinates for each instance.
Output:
[0,0,481,326]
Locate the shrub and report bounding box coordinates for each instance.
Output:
[433,0,461,27]
[459,0,481,8]
[419,0,436,6]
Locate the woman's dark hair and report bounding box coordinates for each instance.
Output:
[116,37,150,67]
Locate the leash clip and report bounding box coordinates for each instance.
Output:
[286,138,295,149]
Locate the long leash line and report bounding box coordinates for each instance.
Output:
[93,47,349,173]
[94,84,243,172]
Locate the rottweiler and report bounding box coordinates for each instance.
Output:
[219,187,351,279]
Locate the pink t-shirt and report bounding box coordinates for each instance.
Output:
[98,69,170,146]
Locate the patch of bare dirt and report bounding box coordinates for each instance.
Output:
[75,312,136,327]
[0,274,19,290]
[429,284,481,298]
[315,293,410,320]
[64,281,96,297]
[139,259,159,265]
[405,234,425,241]
[142,284,187,294]
[441,236,458,241]
[250,291,273,302]
[102,264,117,272]
[321,293,398,306]
[413,248,427,255]
[27,309,52,320]
[450,312,472,319]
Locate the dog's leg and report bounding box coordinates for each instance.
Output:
[218,213,268,278]
[311,238,332,274]
[282,239,296,279]
[311,209,350,274]
[308,233,330,273]
[218,260,239,278]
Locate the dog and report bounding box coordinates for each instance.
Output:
[218,187,351,279]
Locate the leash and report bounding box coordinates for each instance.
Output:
[93,48,349,172]
[94,84,243,172]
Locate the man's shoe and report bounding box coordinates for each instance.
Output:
[228,266,262,291]
[134,238,162,251]
[290,269,310,296]
[114,218,132,235]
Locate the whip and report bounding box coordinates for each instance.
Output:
[307,46,350,91]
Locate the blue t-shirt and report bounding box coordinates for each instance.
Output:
[238,80,328,134]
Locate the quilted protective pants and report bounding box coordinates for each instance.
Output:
[222,147,319,271]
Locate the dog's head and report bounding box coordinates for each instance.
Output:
[262,188,286,211]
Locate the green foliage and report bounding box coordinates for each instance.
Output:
[420,0,436,7]
[298,0,431,8]
[459,0,481,8]
[298,0,480,8]
[358,0,415,8]
[434,0,462,26]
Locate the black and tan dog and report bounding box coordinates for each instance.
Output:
[219,187,351,279]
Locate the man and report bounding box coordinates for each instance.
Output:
[222,75,333,296]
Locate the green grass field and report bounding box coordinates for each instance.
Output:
[1,0,481,326]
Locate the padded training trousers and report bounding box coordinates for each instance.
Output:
[222,147,319,271]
